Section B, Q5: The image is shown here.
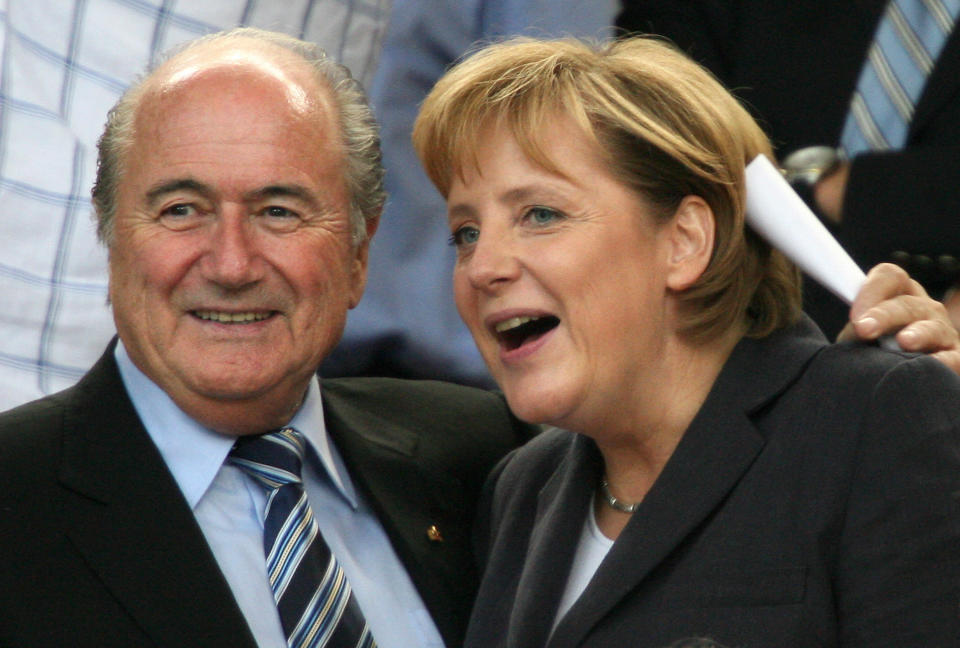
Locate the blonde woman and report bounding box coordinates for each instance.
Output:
[414,37,960,647]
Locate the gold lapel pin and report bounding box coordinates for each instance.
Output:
[426,524,443,543]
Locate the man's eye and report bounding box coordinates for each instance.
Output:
[449,226,480,247]
[525,206,561,225]
[259,206,304,233]
[265,206,297,218]
[158,203,203,230]
[162,204,196,218]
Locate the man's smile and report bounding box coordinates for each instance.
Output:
[192,310,276,324]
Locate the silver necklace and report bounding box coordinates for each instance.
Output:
[599,477,641,513]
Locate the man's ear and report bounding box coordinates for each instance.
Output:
[348,213,380,309]
[665,195,715,292]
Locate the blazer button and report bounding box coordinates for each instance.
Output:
[913,254,933,270]
[426,525,443,543]
[890,250,911,267]
[938,254,959,276]
[911,254,935,283]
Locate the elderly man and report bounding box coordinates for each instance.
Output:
[0,29,529,648]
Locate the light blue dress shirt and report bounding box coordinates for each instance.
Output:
[114,342,443,648]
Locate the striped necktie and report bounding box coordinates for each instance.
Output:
[841,0,960,156]
[230,428,377,648]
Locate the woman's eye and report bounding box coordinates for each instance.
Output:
[526,206,561,225]
[450,226,480,247]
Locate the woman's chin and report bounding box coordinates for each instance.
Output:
[502,383,579,428]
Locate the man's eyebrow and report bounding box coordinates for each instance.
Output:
[145,179,212,206]
[144,181,330,212]
[245,184,321,207]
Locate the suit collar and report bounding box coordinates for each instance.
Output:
[320,380,473,535]
[320,380,471,647]
[113,340,235,509]
[521,318,827,648]
[115,339,359,510]
[58,341,257,647]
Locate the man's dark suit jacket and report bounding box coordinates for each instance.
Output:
[618,0,960,335]
[0,343,532,647]
[466,318,960,647]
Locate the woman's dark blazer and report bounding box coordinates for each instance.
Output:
[466,317,960,647]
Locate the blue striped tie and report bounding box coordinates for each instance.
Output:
[230,428,377,648]
[841,0,960,156]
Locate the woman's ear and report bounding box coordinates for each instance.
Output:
[665,195,715,291]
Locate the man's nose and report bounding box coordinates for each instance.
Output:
[203,208,264,288]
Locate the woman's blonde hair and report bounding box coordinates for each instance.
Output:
[413,36,801,342]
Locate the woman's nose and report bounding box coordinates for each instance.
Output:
[464,230,522,292]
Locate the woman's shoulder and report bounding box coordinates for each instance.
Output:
[784,341,960,455]
[809,340,960,398]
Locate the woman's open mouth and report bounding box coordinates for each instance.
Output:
[494,315,560,351]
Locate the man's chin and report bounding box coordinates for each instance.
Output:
[180,373,284,402]
[168,376,305,435]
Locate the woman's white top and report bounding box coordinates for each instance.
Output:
[551,501,615,633]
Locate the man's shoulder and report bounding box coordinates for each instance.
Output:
[321,375,512,422]
[0,386,74,445]
[0,385,81,486]
[321,376,536,484]
[0,350,125,468]
[322,374,496,398]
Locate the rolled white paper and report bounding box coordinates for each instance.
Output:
[744,154,864,305]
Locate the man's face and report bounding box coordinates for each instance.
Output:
[108,54,370,433]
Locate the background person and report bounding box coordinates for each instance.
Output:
[0,29,531,648]
[616,0,960,336]
[413,35,960,647]
[323,0,617,386]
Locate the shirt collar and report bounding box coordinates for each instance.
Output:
[114,341,358,510]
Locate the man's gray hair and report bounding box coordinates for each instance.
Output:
[91,27,385,247]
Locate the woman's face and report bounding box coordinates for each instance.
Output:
[446,117,677,431]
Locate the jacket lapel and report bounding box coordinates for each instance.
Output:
[549,318,827,648]
[321,383,476,647]
[57,345,257,647]
[505,435,602,648]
